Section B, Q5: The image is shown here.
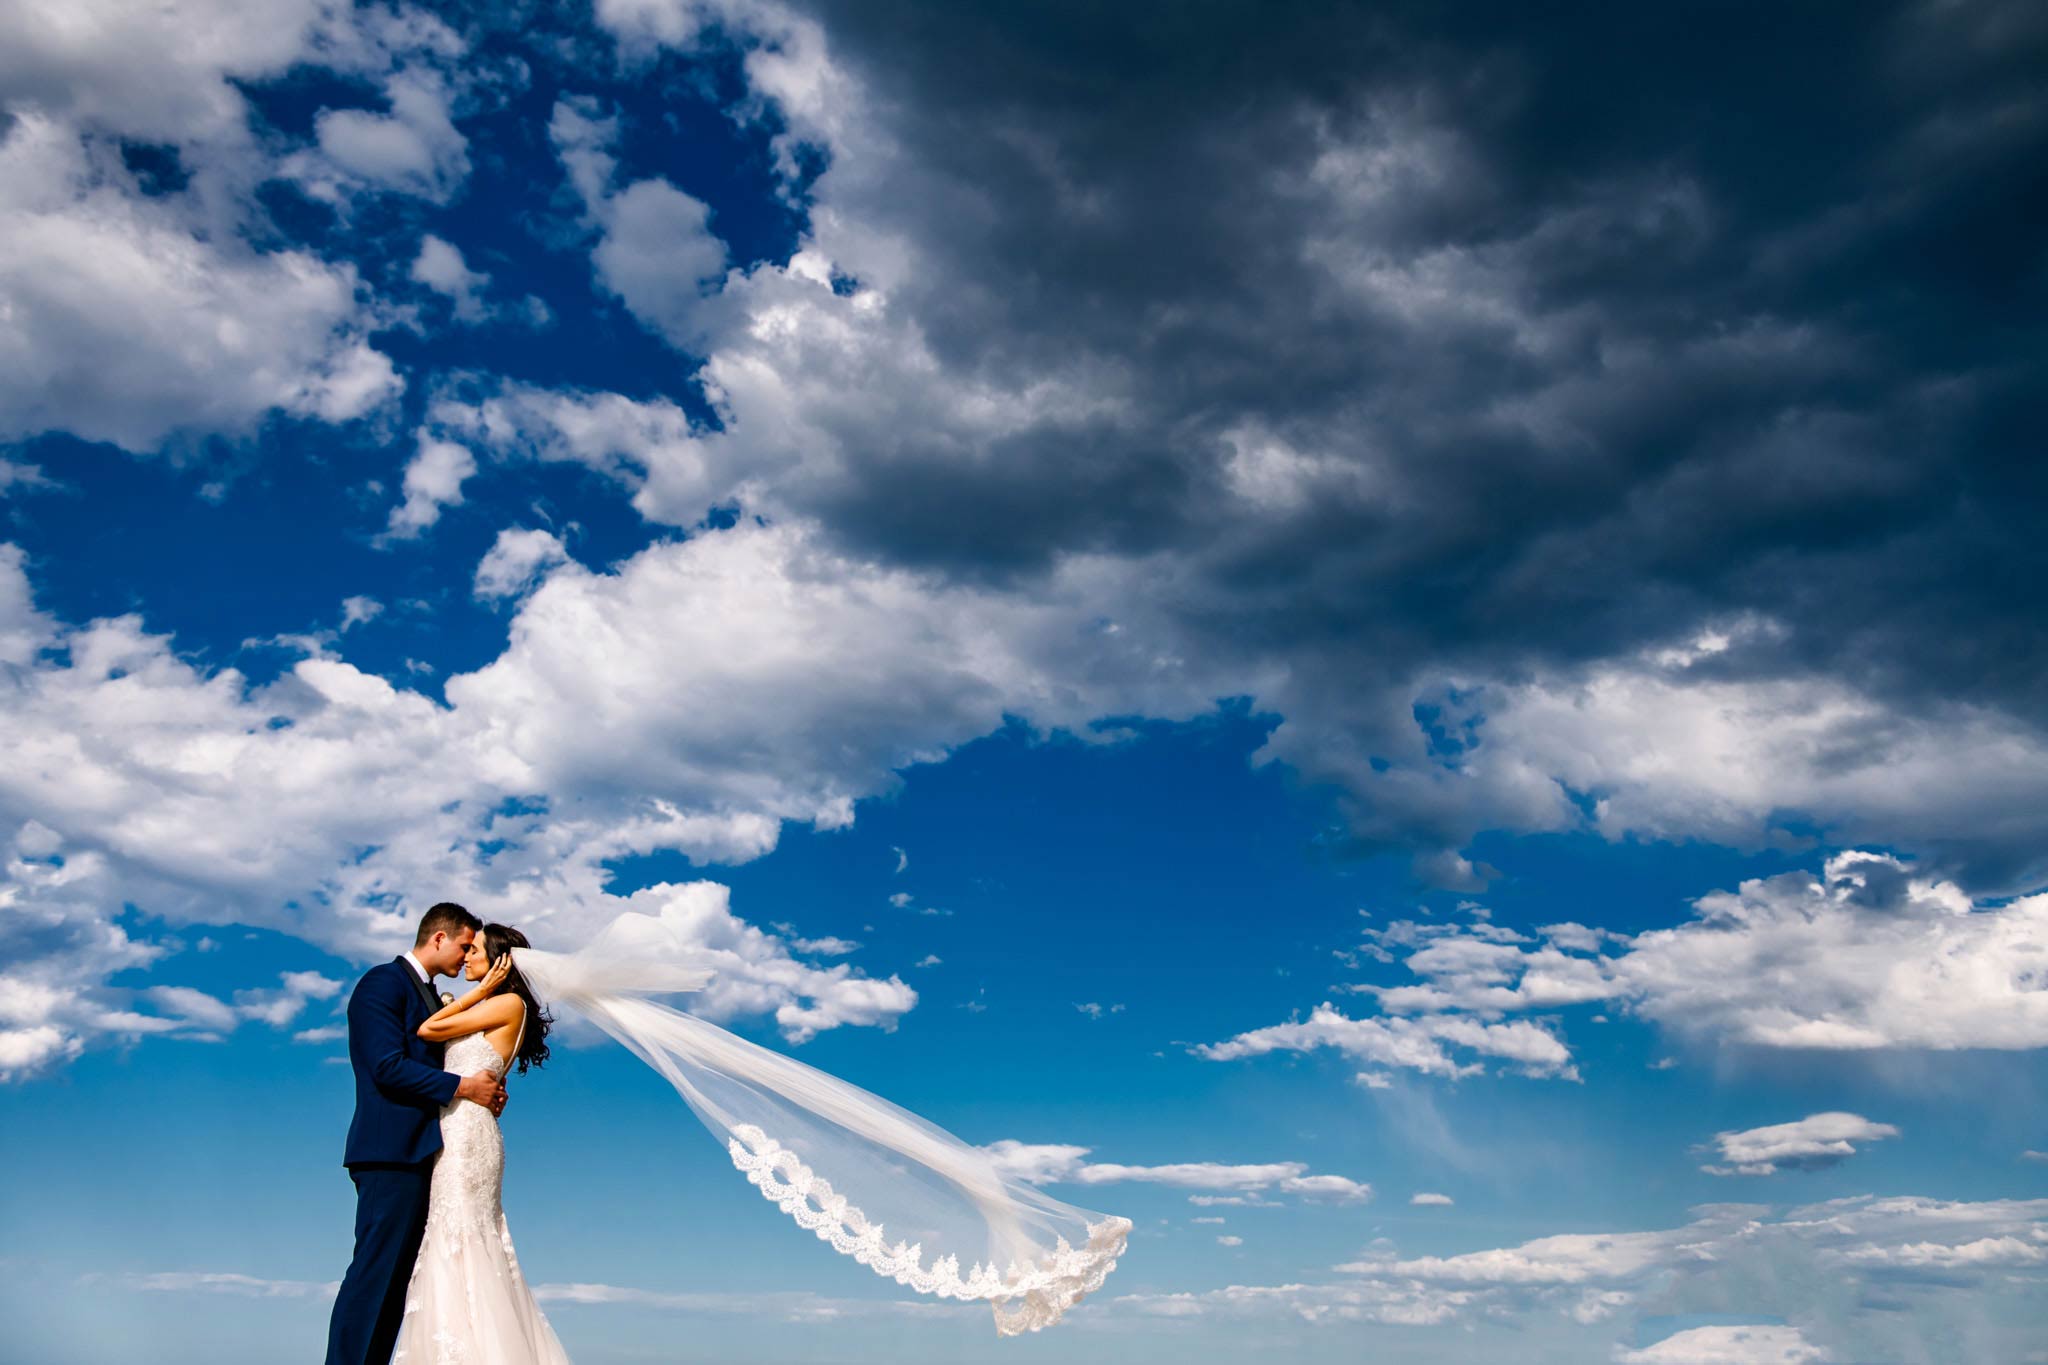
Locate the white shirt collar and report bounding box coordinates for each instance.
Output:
[401,950,433,985]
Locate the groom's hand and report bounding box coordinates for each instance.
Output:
[455,1070,506,1110]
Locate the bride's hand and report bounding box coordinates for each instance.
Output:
[478,956,512,996]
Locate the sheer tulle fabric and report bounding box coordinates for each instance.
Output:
[512,919,1130,1334]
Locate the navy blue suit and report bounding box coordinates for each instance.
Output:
[326,959,460,1365]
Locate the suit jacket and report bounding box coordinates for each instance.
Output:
[341,958,460,1167]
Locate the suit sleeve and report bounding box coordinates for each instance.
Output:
[351,970,460,1109]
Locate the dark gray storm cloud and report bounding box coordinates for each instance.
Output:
[657,0,2048,882]
[788,6,2034,588]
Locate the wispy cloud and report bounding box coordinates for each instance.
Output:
[1100,1193,2048,1345]
[983,1141,1369,1202]
[533,1281,970,1321]
[789,935,861,956]
[1699,1112,1900,1177]
[102,1271,338,1299]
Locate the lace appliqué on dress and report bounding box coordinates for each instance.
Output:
[726,1123,1131,1334]
[393,1029,571,1365]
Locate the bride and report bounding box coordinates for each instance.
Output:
[391,912,1129,1361]
[395,923,570,1364]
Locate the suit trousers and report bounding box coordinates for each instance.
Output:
[325,1162,433,1365]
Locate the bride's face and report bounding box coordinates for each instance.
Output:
[462,937,491,982]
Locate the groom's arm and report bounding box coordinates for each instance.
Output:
[352,971,461,1110]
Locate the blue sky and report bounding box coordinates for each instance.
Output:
[2,2,2046,1362]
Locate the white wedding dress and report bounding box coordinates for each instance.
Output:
[392,1028,572,1365]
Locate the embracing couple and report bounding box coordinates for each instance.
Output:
[325,902,569,1365]
[326,896,1132,1357]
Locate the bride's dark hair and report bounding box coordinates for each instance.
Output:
[482,922,552,1073]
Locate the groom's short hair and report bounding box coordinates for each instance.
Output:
[415,901,482,945]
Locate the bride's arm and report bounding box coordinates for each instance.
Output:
[418,958,521,1041]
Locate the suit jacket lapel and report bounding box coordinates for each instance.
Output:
[395,956,439,1014]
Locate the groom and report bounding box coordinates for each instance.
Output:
[326,902,509,1365]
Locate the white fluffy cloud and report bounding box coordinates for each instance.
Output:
[1077,1161,1316,1190]
[0,543,43,664]
[445,518,1219,831]
[447,238,1131,533]
[1618,853,2048,1052]
[411,234,490,321]
[0,498,1233,1073]
[1279,1174,1373,1203]
[1243,627,2048,895]
[0,3,480,451]
[1211,852,2048,1085]
[0,1024,81,1080]
[1701,1112,1901,1177]
[1616,1325,1831,1365]
[1840,1234,2048,1270]
[548,95,727,349]
[234,970,346,1027]
[1195,1001,1578,1081]
[592,178,729,348]
[594,882,914,1044]
[429,385,724,526]
[787,935,858,956]
[1476,650,2048,883]
[474,529,571,602]
[338,597,383,635]
[0,0,340,148]
[0,114,400,451]
[143,985,241,1033]
[383,435,477,539]
[4,527,1092,1069]
[978,1141,1091,1186]
[141,971,342,1035]
[1361,1228,1680,1286]
[294,70,470,203]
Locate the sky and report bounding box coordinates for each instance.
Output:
[1,1,2045,1362]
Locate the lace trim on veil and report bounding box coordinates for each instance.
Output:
[726,1124,1132,1335]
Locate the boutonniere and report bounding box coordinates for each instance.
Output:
[440,992,455,1006]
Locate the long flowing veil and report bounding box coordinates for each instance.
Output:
[510,913,1131,1335]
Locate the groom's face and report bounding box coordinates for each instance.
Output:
[421,927,475,977]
